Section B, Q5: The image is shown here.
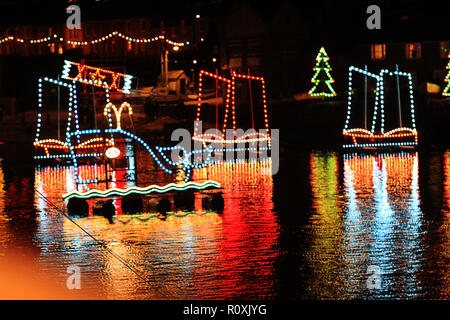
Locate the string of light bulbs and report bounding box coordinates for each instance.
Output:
[0,31,188,47]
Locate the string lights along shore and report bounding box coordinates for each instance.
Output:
[309,46,337,97]
[0,31,188,48]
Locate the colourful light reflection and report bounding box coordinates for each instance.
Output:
[191,160,278,298]
[34,162,132,216]
[0,158,4,215]
[32,155,278,298]
[0,158,7,252]
[308,152,424,298]
[439,151,450,296]
[308,152,345,298]
[343,152,423,298]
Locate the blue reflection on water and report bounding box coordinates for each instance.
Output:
[341,152,423,298]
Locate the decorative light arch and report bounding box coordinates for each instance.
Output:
[103,102,133,130]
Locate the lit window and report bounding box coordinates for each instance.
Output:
[371,44,386,60]
[405,43,422,59]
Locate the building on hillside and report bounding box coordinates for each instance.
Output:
[355,40,450,91]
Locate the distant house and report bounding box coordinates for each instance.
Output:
[152,70,191,104]
[157,70,190,96]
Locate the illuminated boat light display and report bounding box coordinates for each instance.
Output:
[192,70,271,145]
[32,62,272,218]
[342,66,418,149]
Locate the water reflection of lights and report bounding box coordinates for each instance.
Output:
[343,152,423,298]
[192,160,278,298]
[61,212,224,298]
[308,152,424,298]
[308,152,344,298]
[439,151,450,296]
[0,158,7,250]
[0,158,4,214]
[32,158,278,298]
[193,159,274,212]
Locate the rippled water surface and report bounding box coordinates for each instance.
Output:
[0,146,449,299]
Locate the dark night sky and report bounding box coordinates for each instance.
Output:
[0,0,448,42]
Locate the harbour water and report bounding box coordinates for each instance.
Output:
[0,144,449,299]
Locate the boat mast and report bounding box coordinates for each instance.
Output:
[396,64,403,127]
[57,75,61,140]
[364,65,368,130]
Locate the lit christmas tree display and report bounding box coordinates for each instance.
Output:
[443,54,450,97]
[309,46,337,97]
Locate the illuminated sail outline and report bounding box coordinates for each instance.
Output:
[33,77,115,158]
[342,66,418,148]
[192,70,271,144]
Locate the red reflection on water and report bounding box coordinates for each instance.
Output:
[35,164,132,215]
[193,160,278,298]
[0,158,5,215]
[439,151,450,296]
[443,151,450,209]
